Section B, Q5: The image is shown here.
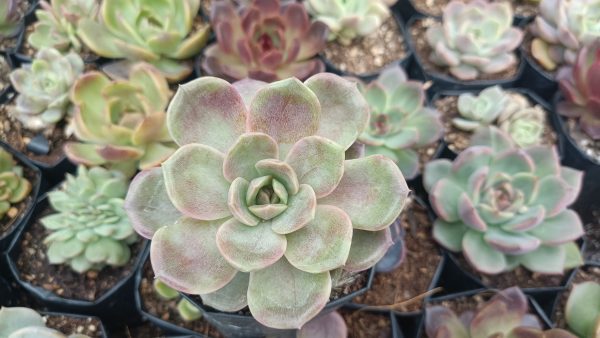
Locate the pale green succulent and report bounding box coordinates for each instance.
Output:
[0,0,21,39]
[453,86,509,131]
[0,148,32,220]
[9,48,84,131]
[0,307,90,338]
[28,0,100,53]
[77,0,210,82]
[566,281,600,338]
[153,279,202,322]
[497,93,545,148]
[41,166,138,273]
[305,0,397,45]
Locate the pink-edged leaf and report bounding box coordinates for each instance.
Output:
[489,149,534,178]
[201,272,249,312]
[524,146,561,178]
[298,311,347,338]
[255,159,300,195]
[64,143,107,166]
[532,176,572,217]
[429,179,463,222]
[223,133,279,182]
[518,245,566,274]
[344,228,392,272]
[297,21,329,60]
[470,287,527,337]
[271,184,316,234]
[228,177,260,226]
[462,230,507,274]
[483,228,541,255]
[451,146,494,184]
[433,219,467,252]
[232,78,268,108]
[424,159,452,192]
[457,193,487,231]
[528,210,584,245]
[501,205,546,232]
[425,306,469,338]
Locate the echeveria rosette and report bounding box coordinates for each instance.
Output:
[64,63,176,176]
[530,0,600,71]
[423,126,584,275]
[566,281,600,338]
[0,307,91,338]
[426,287,577,338]
[453,86,509,132]
[202,0,328,82]
[125,74,409,329]
[556,40,600,140]
[357,65,444,179]
[9,48,84,131]
[0,148,32,219]
[497,93,545,148]
[425,0,524,81]
[77,0,210,82]
[0,0,21,39]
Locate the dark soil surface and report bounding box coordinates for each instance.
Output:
[45,314,103,338]
[552,265,600,329]
[339,308,392,338]
[0,55,10,92]
[564,116,600,164]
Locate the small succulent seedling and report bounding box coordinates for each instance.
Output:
[305,0,397,46]
[202,0,328,82]
[426,287,576,338]
[28,0,99,52]
[556,40,600,140]
[153,279,202,322]
[357,65,443,179]
[77,0,210,82]
[424,126,584,275]
[425,0,524,80]
[497,93,545,148]
[453,86,509,131]
[0,148,31,220]
[530,0,600,71]
[64,63,175,176]
[41,166,138,273]
[0,306,90,338]
[0,0,21,39]
[565,281,600,338]
[125,73,409,329]
[9,48,83,131]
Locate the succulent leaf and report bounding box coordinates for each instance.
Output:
[0,148,32,220]
[0,307,92,338]
[565,281,600,338]
[0,0,21,39]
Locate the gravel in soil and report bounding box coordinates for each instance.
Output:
[323,16,407,75]
[0,1,28,52]
[434,94,558,154]
[139,260,224,337]
[411,0,538,18]
[0,55,10,92]
[552,265,600,330]
[16,205,144,301]
[0,164,36,240]
[352,198,442,312]
[410,18,520,82]
[564,116,600,164]
[584,209,600,263]
[45,315,103,338]
[339,308,392,338]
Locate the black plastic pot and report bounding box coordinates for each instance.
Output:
[405,16,526,92]
[0,141,41,253]
[42,311,109,338]
[518,46,558,102]
[6,194,149,321]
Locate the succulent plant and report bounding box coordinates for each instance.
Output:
[529,0,600,71]
[453,86,509,131]
[305,0,397,46]
[356,65,443,179]
[9,48,84,131]
[298,311,347,338]
[423,126,584,275]
[125,74,409,329]
[77,0,210,82]
[153,279,202,321]
[426,287,576,338]
[202,0,328,82]
[0,0,21,39]
[28,0,100,53]
[64,63,175,176]
[566,281,600,338]
[556,40,600,140]
[425,0,524,80]
[0,148,31,220]
[0,307,91,338]
[41,166,138,273]
[497,93,545,148]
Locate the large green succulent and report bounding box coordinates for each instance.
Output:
[77,0,210,82]
[305,0,396,46]
[357,65,443,179]
[425,0,524,80]
[0,148,31,220]
[424,127,584,275]
[9,48,83,131]
[0,0,21,39]
[530,0,600,71]
[125,74,409,329]
[41,166,138,273]
[28,0,99,53]
[566,281,600,338]
[0,307,90,338]
[153,279,202,322]
[64,63,176,176]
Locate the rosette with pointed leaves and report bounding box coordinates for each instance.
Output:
[497,93,545,148]
[153,279,202,322]
[530,0,600,71]
[426,287,576,338]
[28,0,100,53]
[453,86,509,131]
[566,281,600,338]
[356,65,443,179]
[41,166,138,273]
[202,0,328,82]
[556,41,600,140]
[423,126,584,275]
[0,148,31,219]
[77,0,210,82]
[0,0,21,39]
[64,63,175,176]
[0,307,91,338]
[125,74,409,329]
[425,0,524,80]
[9,48,83,131]
[305,0,397,46]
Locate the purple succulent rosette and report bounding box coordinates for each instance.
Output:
[423,126,584,275]
[125,73,409,329]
